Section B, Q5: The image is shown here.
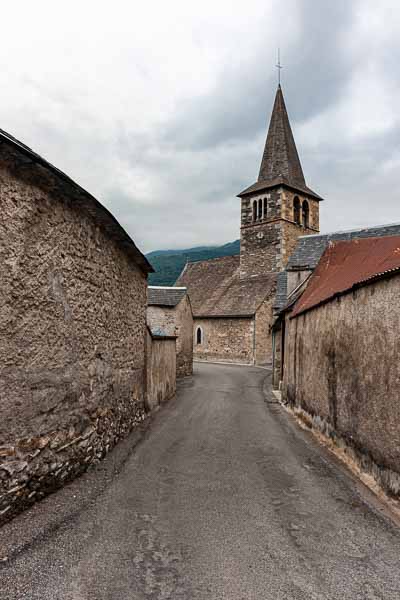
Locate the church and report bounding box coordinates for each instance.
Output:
[176,84,323,364]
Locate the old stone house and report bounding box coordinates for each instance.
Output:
[147,286,193,377]
[276,235,400,496]
[176,84,322,365]
[0,128,154,523]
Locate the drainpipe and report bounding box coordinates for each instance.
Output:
[272,328,276,386]
[252,316,256,365]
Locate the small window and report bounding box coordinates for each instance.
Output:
[302,200,309,228]
[258,198,263,220]
[196,326,203,345]
[263,198,268,219]
[293,196,301,225]
[252,200,257,222]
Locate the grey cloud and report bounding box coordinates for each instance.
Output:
[161,1,359,153]
[1,0,399,254]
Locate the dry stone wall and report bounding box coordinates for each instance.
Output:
[0,160,147,525]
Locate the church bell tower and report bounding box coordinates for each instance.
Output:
[238,84,323,279]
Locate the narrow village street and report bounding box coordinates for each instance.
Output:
[1,363,400,600]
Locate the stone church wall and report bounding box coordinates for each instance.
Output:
[147,297,193,378]
[240,187,319,278]
[240,188,283,277]
[280,189,320,231]
[0,162,147,525]
[282,274,400,495]
[193,317,254,364]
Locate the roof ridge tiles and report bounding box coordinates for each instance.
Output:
[299,221,400,240]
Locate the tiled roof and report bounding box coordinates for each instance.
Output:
[238,85,323,201]
[291,236,400,318]
[238,176,323,200]
[148,286,187,307]
[259,85,305,186]
[273,271,288,310]
[147,325,176,340]
[287,223,400,271]
[176,255,276,317]
[0,128,153,275]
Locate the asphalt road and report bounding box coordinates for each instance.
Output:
[1,362,400,599]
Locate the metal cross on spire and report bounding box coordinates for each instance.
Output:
[276,48,283,85]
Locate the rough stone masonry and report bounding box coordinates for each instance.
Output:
[0,135,152,525]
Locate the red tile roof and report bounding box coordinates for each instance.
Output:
[291,235,400,318]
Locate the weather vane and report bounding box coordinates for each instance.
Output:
[276,48,283,85]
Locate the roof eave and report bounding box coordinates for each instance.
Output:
[0,129,154,275]
[237,180,324,202]
[194,313,254,319]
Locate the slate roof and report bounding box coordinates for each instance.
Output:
[274,271,288,310]
[287,222,400,271]
[0,128,153,275]
[238,85,323,201]
[176,255,276,317]
[291,236,400,318]
[238,176,323,200]
[148,286,187,307]
[146,325,176,340]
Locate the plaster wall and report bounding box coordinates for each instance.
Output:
[282,275,400,487]
[146,331,176,412]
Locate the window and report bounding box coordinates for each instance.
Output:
[258,198,263,220]
[293,196,301,225]
[196,326,203,345]
[302,200,309,228]
[263,197,268,219]
[252,200,257,222]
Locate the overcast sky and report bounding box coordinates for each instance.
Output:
[1,1,399,252]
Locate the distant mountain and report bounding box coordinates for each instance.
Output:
[147,240,240,286]
[146,245,215,259]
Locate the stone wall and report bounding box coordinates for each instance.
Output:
[147,297,193,377]
[193,317,254,364]
[254,294,275,365]
[239,187,319,278]
[240,188,283,277]
[146,330,176,412]
[282,274,400,495]
[280,189,319,231]
[0,160,147,525]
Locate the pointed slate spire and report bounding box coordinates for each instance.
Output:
[258,85,305,186]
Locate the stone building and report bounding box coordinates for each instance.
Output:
[0,128,153,523]
[277,235,400,496]
[147,286,193,377]
[176,84,322,365]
